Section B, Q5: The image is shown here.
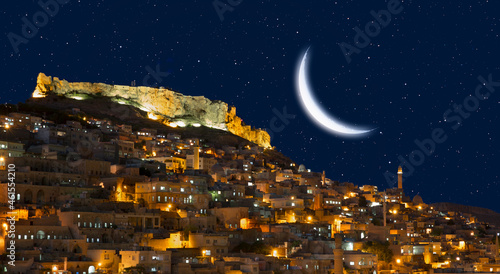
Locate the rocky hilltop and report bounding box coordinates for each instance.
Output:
[431,202,500,227]
[33,73,271,148]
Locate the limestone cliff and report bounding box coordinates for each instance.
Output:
[33,73,271,148]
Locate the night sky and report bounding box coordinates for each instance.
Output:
[2,1,500,212]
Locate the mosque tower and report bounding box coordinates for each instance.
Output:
[334,233,344,274]
[398,166,403,189]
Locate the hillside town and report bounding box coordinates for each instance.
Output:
[0,108,499,274]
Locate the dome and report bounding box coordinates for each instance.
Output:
[298,164,306,173]
[413,194,423,205]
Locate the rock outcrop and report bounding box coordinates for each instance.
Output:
[33,73,271,148]
[431,202,500,227]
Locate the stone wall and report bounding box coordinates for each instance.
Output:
[33,73,271,148]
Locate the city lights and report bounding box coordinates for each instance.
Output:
[5,67,499,273]
[148,113,159,120]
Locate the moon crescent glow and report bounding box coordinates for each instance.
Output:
[296,48,375,137]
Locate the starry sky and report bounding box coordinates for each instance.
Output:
[2,0,500,212]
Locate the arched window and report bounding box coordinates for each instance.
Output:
[36,230,45,239]
[95,217,102,228]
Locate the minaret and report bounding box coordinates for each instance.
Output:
[496,233,499,262]
[398,166,403,189]
[193,146,200,170]
[334,233,344,274]
[322,171,326,185]
[383,194,387,227]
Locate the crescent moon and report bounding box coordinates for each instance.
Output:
[296,47,375,137]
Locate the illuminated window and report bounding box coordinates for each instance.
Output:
[350,262,355,266]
